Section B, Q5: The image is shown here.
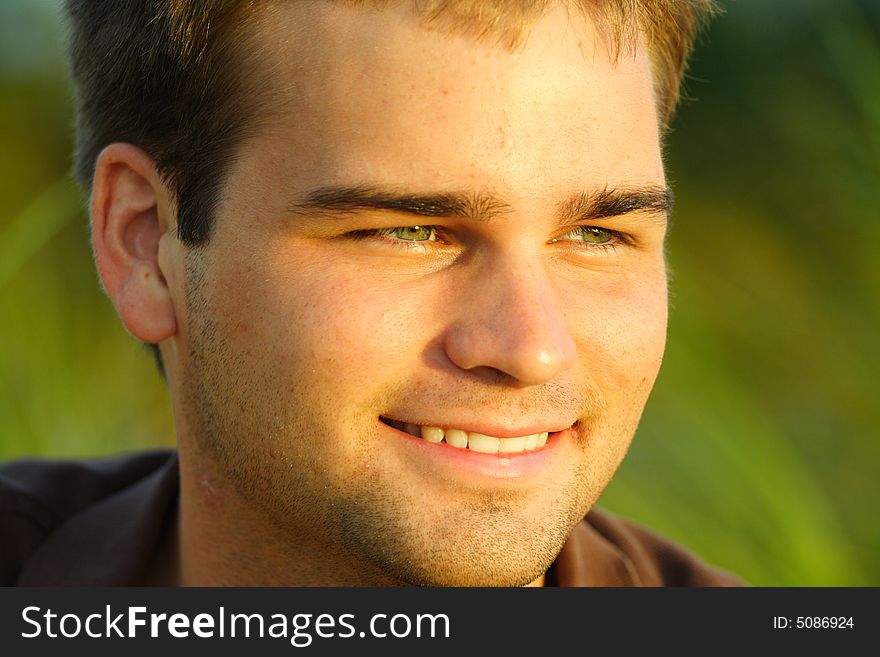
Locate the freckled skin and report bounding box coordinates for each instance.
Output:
[166,2,668,586]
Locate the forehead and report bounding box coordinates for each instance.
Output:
[241,2,663,202]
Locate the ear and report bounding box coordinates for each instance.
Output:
[91,143,178,344]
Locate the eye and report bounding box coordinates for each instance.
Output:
[344,225,447,250]
[377,226,437,242]
[553,226,617,244]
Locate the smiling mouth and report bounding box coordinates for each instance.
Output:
[380,417,550,455]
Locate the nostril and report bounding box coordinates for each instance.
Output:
[466,366,517,386]
[441,308,576,387]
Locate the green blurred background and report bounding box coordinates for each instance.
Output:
[1,0,877,586]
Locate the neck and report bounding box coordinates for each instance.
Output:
[175,446,407,586]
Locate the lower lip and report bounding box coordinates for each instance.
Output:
[381,421,573,481]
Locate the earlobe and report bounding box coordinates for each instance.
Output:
[91,143,178,344]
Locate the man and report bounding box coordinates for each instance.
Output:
[1,0,741,586]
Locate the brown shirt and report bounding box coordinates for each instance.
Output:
[0,450,743,586]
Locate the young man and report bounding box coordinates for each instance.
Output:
[1,0,741,586]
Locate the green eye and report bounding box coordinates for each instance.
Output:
[387,226,436,241]
[550,226,619,246]
[565,226,614,243]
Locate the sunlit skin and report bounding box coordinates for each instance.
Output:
[93,2,669,586]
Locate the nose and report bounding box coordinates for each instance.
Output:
[442,253,577,386]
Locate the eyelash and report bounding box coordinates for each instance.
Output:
[346,225,629,252]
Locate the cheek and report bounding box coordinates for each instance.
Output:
[214,249,431,396]
[568,269,668,396]
[565,271,667,474]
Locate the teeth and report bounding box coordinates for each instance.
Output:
[498,435,527,453]
[390,419,555,454]
[420,426,445,443]
[468,432,501,454]
[445,429,469,449]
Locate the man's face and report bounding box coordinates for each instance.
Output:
[177,2,668,585]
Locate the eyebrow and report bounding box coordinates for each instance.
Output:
[288,184,672,225]
[559,186,673,225]
[289,185,512,222]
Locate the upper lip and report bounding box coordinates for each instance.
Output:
[380,415,576,438]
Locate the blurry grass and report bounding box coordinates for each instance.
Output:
[601,0,880,586]
[814,1,880,168]
[0,177,174,460]
[603,233,871,585]
[0,176,80,287]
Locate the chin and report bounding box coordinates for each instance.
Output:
[387,559,553,588]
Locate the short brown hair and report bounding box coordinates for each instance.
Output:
[64,0,714,368]
[66,0,271,245]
